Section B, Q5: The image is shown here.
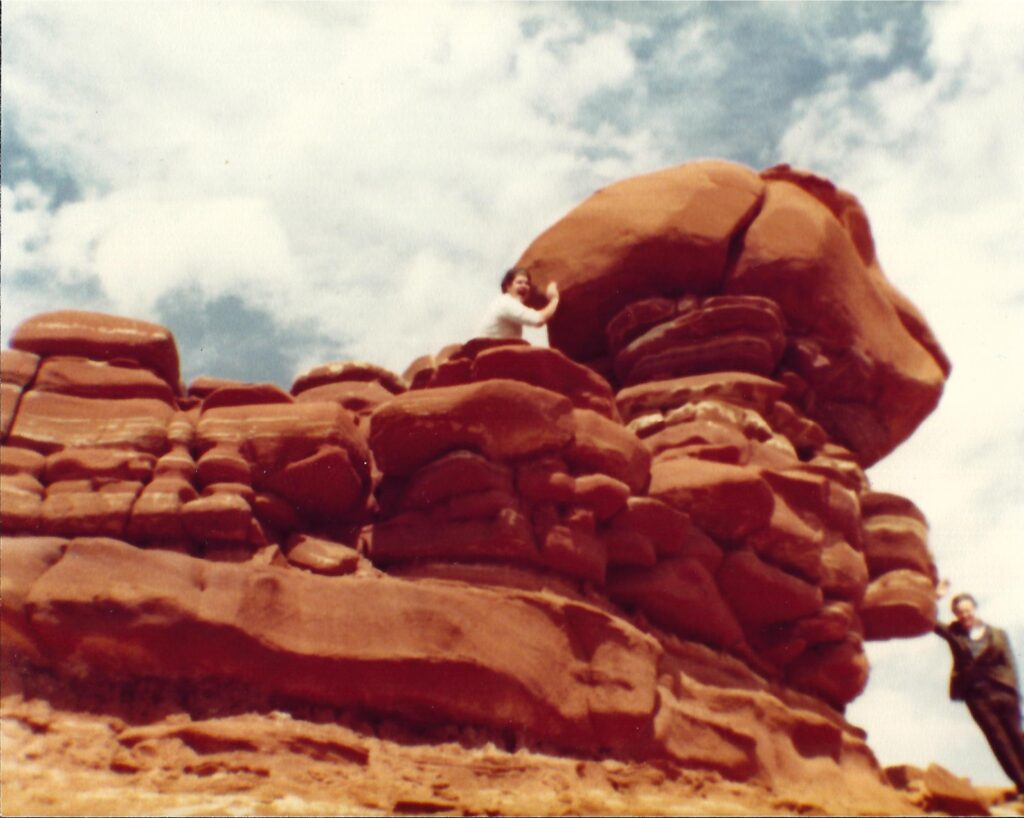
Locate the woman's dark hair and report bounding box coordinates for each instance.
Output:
[952,593,978,611]
[501,267,531,293]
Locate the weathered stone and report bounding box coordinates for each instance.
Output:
[154,445,196,481]
[717,550,823,628]
[617,372,788,424]
[187,376,244,399]
[44,447,156,484]
[917,764,990,816]
[565,408,650,494]
[196,445,252,486]
[785,635,869,708]
[516,457,577,504]
[538,520,607,584]
[0,446,46,478]
[608,497,691,558]
[653,687,760,780]
[643,419,749,463]
[262,445,366,519]
[614,296,786,386]
[402,450,514,511]
[602,528,658,568]
[294,381,395,416]
[364,508,537,567]
[33,357,176,403]
[471,345,619,420]
[572,474,630,521]
[0,473,45,534]
[197,402,371,517]
[649,460,774,544]
[9,392,174,455]
[181,492,253,543]
[862,515,934,580]
[605,297,677,355]
[251,491,301,533]
[745,495,824,582]
[0,535,68,661]
[1,384,22,440]
[426,357,473,388]
[728,178,947,465]
[860,569,937,640]
[514,160,766,362]
[286,533,361,576]
[292,361,407,397]
[20,538,661,753]
[40,480,143,538]
[859,491,927,525]
[369,380,574,476]
[453,337,530,362]
[200,383,294,412]
[819,541,869,603]
[608,557,745,649]
[126,476,198,542]
[791,601,860,646]
[1,348,41,389]
[11,310,181,388]
[429,488,520,523]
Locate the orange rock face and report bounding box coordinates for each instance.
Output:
[2,159,952,813]
[516,159,948,467]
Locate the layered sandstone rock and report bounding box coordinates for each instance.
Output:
[516,160,948,467]
[1,160,953,813]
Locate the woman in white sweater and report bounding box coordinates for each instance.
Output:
[477,268,559,339]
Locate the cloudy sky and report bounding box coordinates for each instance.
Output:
[3,1,1022,788]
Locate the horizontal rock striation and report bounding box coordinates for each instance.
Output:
[516,160,949,467]
[1,160,950,804]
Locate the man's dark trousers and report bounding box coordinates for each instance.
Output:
[965,683,1024,791]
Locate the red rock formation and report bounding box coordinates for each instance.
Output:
[1,160,955,814]
[515,159,948,467]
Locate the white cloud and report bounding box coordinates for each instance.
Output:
[845,21,897,62]
[1,3,649,373]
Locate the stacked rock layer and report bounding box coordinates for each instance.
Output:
[1,161,949,799]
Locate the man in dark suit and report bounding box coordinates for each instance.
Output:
[934,581,1024,796]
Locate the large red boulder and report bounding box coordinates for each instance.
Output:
[514,160,766,362]
[514,161,948,466]
[10,310,181,389]
[727,176,947,464]
[369,380,574,476]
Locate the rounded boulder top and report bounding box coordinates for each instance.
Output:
[514,159,950,466]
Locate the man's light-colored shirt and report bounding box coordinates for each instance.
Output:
[477,293,544,338]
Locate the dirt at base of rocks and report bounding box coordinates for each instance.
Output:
[7,688,1008,818]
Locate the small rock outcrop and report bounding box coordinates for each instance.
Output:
[1,161,957,814]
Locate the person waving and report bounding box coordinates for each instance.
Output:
[477,268,559,339]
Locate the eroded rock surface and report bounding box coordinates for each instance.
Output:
[1,160,954,814]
